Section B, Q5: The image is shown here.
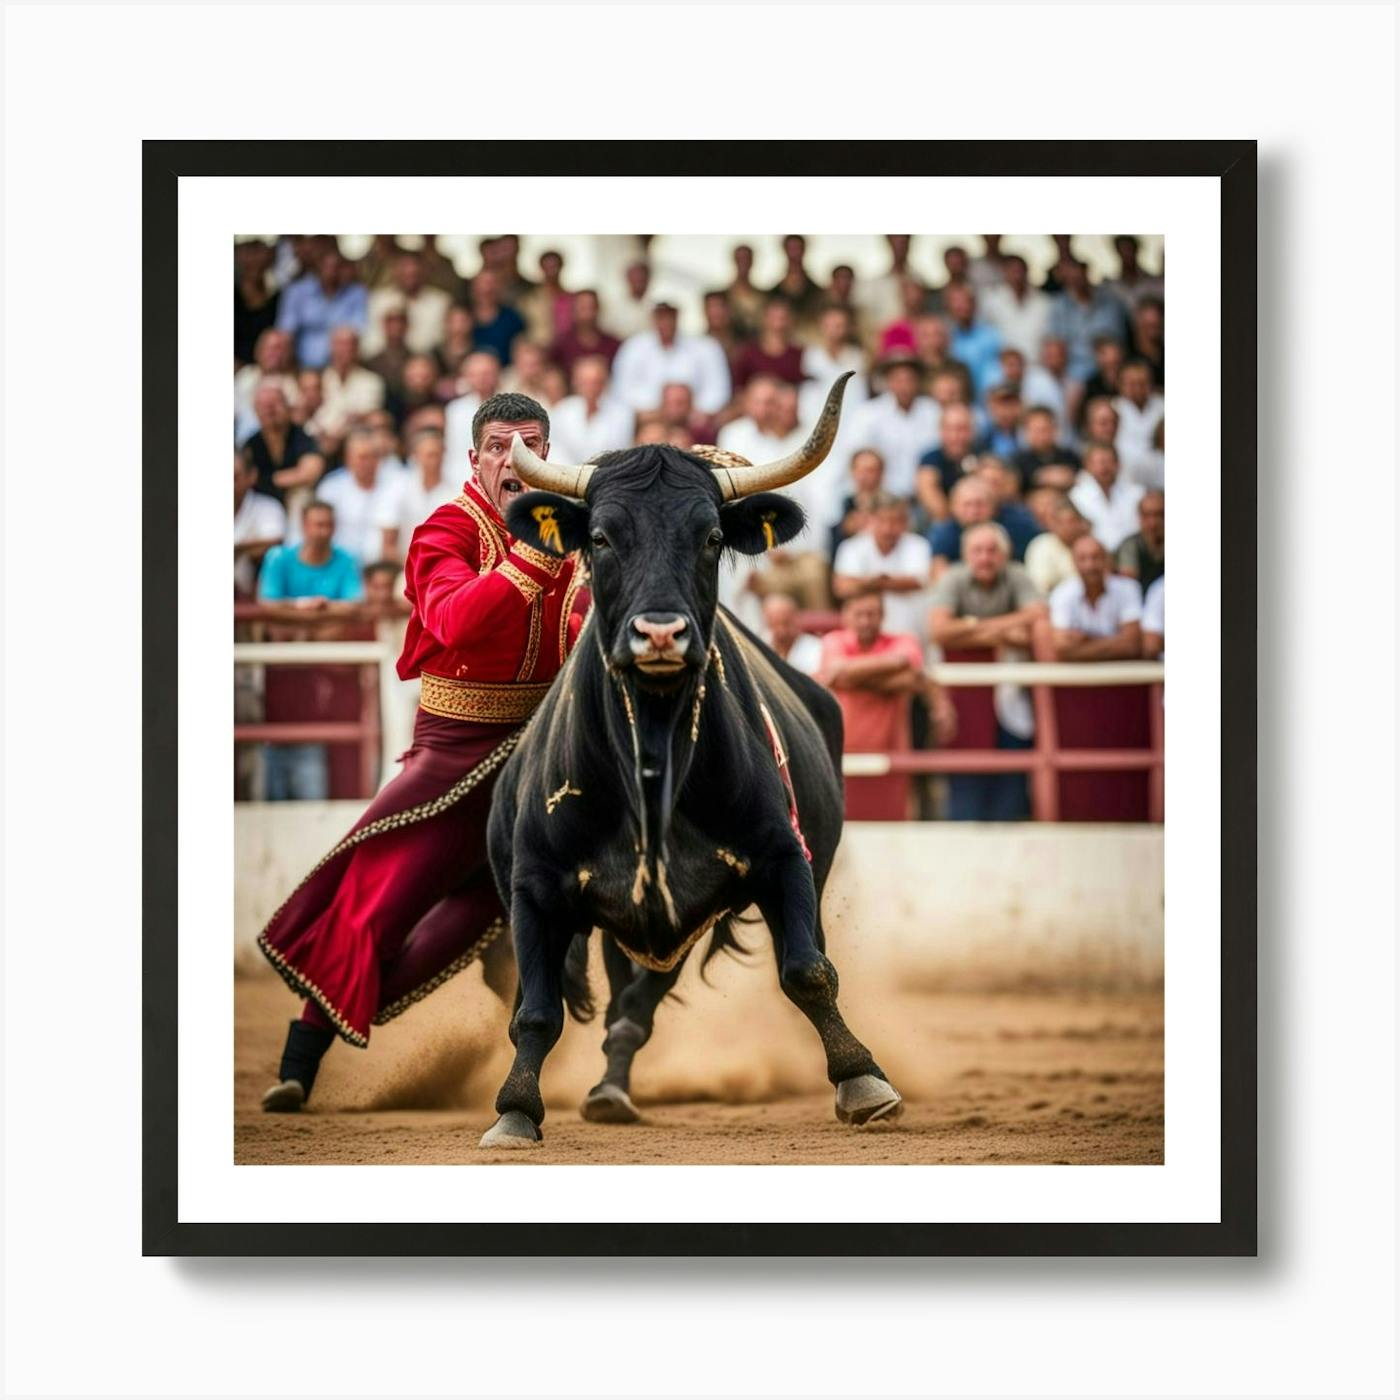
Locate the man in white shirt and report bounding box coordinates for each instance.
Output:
[717,375,805,464]
[1113,359,1166,487]
[313,427,399,564]
[979,254,1052,358]
[1069,441,1145,552]
[1049,534,1144,660]
[832,492,934,645]
[547,355,635,463]
[760,593,824,676]
[443,350,503,477]
[311,327,386,446]
[234,447,289,596]
[374,427,458,561]
[842,357,941,499]
[611,301,731,415]
[362,250,451,357]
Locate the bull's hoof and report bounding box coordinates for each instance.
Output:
[478,1111,543,1150]
[261,1079,306,1113]
[835,1075,904,1126]
[580,1082,643,1124]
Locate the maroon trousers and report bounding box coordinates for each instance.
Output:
[258,711,519,1046]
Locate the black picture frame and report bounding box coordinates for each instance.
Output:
[145,139,1256,1257]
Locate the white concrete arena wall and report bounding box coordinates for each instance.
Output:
[235,806,1162,991]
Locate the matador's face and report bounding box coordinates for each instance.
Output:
[471,419,548,517]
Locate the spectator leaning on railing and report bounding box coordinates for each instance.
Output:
[1049,534,1143,661]
[817,592,952,821]
[927,520,1048,658]
[928,520,1048,821]
[255,499,366,802]
[258,500,364,612]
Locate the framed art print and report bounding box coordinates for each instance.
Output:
[143,139,1256,1256]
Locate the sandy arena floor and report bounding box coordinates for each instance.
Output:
[235,944,1163,1166]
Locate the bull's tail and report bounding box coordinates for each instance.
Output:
[562,932,596,1023]
[699,910,760,980]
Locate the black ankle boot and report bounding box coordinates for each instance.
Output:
[262,1020,336,1112]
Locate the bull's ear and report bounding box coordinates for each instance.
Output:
[505,491,590,557]
[718,492,806,556]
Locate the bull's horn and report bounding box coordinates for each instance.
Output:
[711,372,855,501]
[509,434,596,499]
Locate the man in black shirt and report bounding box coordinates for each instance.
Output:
[1011,405,1081,493]
[1115,489,1165,591]
[244,383,324,502]
[1076,335,1124,429]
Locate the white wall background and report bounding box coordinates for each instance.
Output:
[3,5,1394,1399]
[235,811,1165,987]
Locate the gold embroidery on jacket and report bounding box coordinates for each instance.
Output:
[498,560,542,602]
[419,673,552,723]
[452,492,507,573]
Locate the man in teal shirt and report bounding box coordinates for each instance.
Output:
[256,501,364,799]
[258,501,364,606]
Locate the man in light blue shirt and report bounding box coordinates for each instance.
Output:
[276,248,368,369]
[1046,259,1129,383]
[942,282,1003,398]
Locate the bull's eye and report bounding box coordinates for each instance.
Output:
[590,529,610,550]
[706,528,724,549]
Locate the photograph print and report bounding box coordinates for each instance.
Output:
[231,228,1169,1170]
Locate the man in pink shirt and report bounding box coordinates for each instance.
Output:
[818,592,938,820]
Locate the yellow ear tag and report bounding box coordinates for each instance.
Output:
[532,504,564,553]
[761,513,777,550]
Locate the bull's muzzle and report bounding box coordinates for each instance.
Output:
[628,613,691,673]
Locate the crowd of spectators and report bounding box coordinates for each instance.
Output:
[234,233,1165,817]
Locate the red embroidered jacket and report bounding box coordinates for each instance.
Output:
[397,480,589,693]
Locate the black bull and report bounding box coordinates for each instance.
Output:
[478,413,903,1148]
